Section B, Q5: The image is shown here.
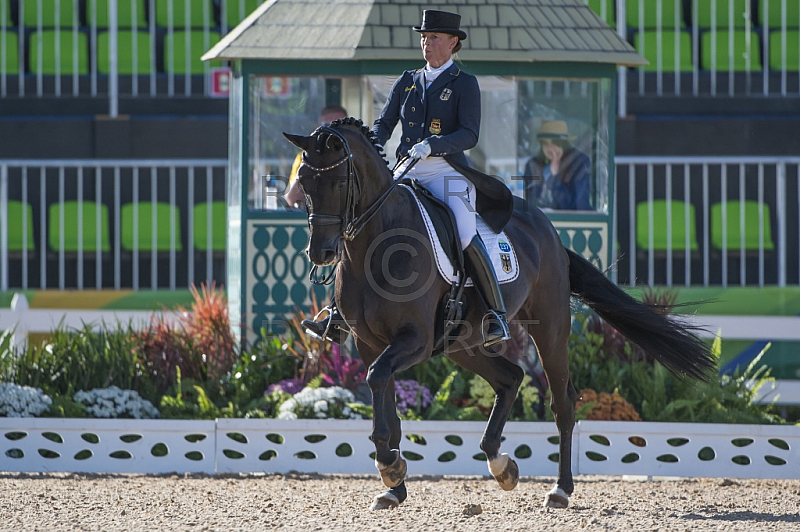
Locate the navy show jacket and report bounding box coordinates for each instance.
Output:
[372,63,480,168]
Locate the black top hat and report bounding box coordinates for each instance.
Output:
[413,10,467,41]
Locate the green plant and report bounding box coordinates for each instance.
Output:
[159,368,220,420]
[177,283,237,380]
[425,370,485,421]
[0,321,153,401]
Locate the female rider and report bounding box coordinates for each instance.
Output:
[304,10,513,348]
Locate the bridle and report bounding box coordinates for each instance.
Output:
[302,125,416,285]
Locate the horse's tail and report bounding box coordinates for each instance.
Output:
[566,248,715,381]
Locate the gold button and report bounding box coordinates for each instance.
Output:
[412,107,416,111]
[405,137,410,142]
[408,122,414,127]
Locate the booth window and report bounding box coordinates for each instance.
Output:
[247,75,341,211]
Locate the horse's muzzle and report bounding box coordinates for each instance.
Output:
[307,242,339,266]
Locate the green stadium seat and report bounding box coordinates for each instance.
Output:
[693,0,753,29]
[87,0,148,28]
[1,0,12,26]
[121,202,183,252]
[710,201,774,251]
[2,31,19,74]
[28,30,89,74]
[636,200,699,252]
[22,0,79,27]
[156,0,214,28]
[759,0,800,28]
[768,30,800,70]
[192,201,226,251]
[627,0,683,29]
[700,30,762,71]
[97,30,153,74]
[163,30,222,74]
[5,201,35,252]
[48,201,111,252]
[634,30,694,71]
[585,0,615,29]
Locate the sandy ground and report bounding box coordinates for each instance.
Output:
[0,472,798,531]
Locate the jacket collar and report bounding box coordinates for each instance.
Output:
[425,62,460,97]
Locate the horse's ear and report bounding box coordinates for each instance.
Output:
[283,133,312,151]
[325,134,344,152]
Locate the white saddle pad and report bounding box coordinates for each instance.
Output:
[399,184,519,286]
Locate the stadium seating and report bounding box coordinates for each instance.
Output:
[48,201,111,252]
[121,202,183,252]
[768,29,800,70]
[634,30,694,72]
[758,0,800,28]
[163,30,222,74]
[97,30,154,74]
[2,31,19,74]
[627,0,683,29]
[22,0,79,27]
[221,0,267,29]
[711,201,774,251]
[192,201,226,251]
[156,0,215,28]
[693,0,753,29]
[28,30,89,74]
[700,30,762,71]
[636,200,699,252]
[87,0,148,28]
[6,200,35,252]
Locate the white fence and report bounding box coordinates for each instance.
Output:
[2,418,799,479]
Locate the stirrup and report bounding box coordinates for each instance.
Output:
[481,310,511,348]
[301,307,349,345]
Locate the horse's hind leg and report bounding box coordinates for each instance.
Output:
[449,348,525,491]
[533,325,577,508]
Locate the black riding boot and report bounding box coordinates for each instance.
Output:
[301,301,350,345]
[464,235,511,347]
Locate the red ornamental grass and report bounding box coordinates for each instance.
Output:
[135,314,202,395]
[177,283,237,380]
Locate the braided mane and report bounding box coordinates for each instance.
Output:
[325,117,390,167]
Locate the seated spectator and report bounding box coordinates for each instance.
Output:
[524,120,592,211]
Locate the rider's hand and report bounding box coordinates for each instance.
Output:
[409,140,431,160]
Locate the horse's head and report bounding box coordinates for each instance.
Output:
[283,118,390,266]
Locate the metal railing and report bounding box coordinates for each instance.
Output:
[614,155,800,287]
[0,158,227,291]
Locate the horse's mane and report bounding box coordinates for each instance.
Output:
[323,117,390,167]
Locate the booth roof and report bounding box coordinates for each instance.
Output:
[202,0,646,67]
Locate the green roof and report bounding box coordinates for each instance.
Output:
[203,0,646,66]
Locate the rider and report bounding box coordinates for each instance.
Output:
[303,9,513,348]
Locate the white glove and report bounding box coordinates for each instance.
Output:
[408,140,431,160]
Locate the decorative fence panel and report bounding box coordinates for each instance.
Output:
[4,419,800,480]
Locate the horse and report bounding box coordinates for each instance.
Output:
[283,118,714,511]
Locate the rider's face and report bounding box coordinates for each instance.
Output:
[420,32,457,68]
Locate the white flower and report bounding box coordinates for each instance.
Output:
[276,386,365,420]
[74,386,159,419]
[0,383,52,417]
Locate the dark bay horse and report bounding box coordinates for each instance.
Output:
[284,118,714,511]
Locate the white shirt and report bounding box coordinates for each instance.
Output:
[423,58,454,88]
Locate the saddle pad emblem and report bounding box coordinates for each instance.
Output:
[399,185,519,286]
[501,254,512,274]
[440,88,452,101]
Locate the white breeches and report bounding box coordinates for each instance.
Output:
[395,157,477,250]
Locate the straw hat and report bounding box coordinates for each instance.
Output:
[537,120,575,141]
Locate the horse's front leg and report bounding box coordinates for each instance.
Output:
[365,327,430,493]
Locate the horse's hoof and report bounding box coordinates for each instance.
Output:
[487,453,519,491]
[375,450,407,488]
[543,486,570,508]
[370,492,400,511]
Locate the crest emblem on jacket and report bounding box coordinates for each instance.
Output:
[440,88,452,101]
